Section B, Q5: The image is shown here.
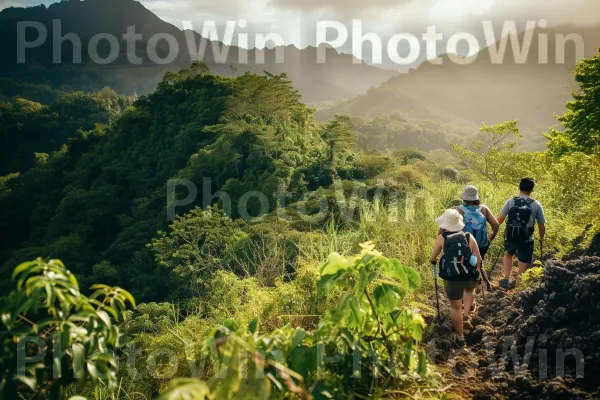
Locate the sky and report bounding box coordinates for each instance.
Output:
[2,0,599,68]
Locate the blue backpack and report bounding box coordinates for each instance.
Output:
[460,205,489,248]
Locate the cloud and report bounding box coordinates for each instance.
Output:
[269,0,415,12]
[486,0,600,27]
[267,0,600,27]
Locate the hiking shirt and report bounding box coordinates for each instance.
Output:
[500,194,546,242]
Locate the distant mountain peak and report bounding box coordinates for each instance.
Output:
[0,0,396,104]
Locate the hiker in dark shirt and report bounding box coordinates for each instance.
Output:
[497,178,546,289]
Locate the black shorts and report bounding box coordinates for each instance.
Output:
[505,240,535,264]
[443,279,479,301]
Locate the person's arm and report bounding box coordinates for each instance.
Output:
[430,235,444,263]
[536,202,547,242]
[469,234,482,271]
[483,205,500,241]
[539,223,546,242]
[497,200,510,226]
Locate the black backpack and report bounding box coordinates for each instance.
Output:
[439,232,479,281]
[505,197,534,244]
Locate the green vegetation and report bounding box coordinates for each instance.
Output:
[352,113,475,152]
[0,258,135,399]
[0,88,134,175]
[1,47,600,399]
[2,247,440,399]
[518,263,545,289]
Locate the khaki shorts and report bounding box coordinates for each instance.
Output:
[443,279,478,301]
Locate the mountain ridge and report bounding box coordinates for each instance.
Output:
[316,24,600,143]
[0,0,396,103]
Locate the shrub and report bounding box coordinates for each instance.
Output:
[156,244,437,399]
[519,265,545,288]
[0,258,135,399]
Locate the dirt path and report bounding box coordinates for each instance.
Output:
[424,257,600,399]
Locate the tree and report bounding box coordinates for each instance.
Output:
[546,52,600,157]
[451,120,547,185]
[149,207,246,300]
[319,115,357,183]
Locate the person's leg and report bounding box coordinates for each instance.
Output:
[516,240,535,282]
[518,261,530,275]
[449,299,464,336]
[503,251,514,279]
[463,288,475,316]
[444,281,465,337]
[479,245,489,262]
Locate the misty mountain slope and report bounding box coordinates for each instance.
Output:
[317,25,600,140]
[0,0,395,103]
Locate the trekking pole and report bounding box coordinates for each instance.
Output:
[481,268,492,291]
[481,284,486,317]
[432,261,441,323]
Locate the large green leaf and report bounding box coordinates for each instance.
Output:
[210,340,242,398]
[319,252,349,276]
[386,259,409,287]
[373,284,405,313]
[403,265,422,292]
[288,345,319,381]
[356,264,380,295]
[156,378,211,400]
[234,363,271,400]
[317,269,347,294]
[248,317,260,335]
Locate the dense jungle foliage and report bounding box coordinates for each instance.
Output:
[1,50,599,399]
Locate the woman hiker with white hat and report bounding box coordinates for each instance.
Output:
[430,209,483,347]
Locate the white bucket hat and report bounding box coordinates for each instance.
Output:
[461,185,480,202]
[436,209,465,232]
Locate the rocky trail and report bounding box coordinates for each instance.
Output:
[424,256,600,399]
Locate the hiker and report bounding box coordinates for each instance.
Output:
[430,209,482,347]
[497,177,546,289]
[455,185,500,263]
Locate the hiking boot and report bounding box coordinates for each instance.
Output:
[499,278,515,289]
[456,335,466,348]
[463,315,473,331]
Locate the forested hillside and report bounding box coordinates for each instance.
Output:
[1,15,600,398]
[0,62,368,302]
[0,88,134,175]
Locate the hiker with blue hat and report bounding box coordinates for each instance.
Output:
[456,185,500,262]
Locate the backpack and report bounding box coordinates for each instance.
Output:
[439,232,479,281]
[460,205,489,248]
[505,197,534,244]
